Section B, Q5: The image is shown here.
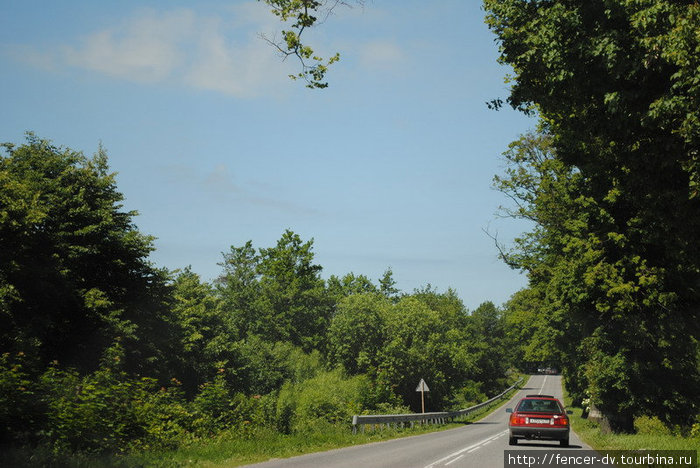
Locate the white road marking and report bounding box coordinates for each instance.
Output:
[539,375,548,394]
[424,430,508,468]
[444,455,464,466]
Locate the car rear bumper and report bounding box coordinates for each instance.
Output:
[509,426,569,440]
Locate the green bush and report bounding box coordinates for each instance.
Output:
[276,369,366,433]
[130,380,194,451]
[236,340,324,395]
[283,347,324,384]
[40,344,195,454]
[448,380,487,410]
[38,342,177,454]
[190,375,261,435]
[691,414,700,438]
[252,391,279,428]
[191,375,233,433]
[368,402,411,415]
[41,365,138,453]
[633,415,672,436]
[0,352,45,444]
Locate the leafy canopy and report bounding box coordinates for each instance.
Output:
[0,134,172,374]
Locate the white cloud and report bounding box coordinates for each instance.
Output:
[183,21,287,98]
[14,3,292,98]
[63,9,194,83]
[7,2,407,95]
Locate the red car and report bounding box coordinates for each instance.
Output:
[506,395,572,446]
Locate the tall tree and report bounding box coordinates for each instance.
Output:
[257,230,331,351]
[216,241,261,339]
[326,293,387,374]
[492,123,699,428]
[493,132,588,395]
[466,301,510,396]
[0,134,174,375]
[502,287,559,373]
[378,267,400,300]
[326,272,377,303]
[171,268,242,396]
[218,231,331,352]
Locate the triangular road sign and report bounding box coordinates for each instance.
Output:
[415,378,430,392]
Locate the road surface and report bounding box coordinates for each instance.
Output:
[243,374,595,468]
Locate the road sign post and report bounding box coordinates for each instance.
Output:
[415,378,430,413]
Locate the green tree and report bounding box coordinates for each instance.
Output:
[217,231,331,352]
[376,295,477,411]
[493,128,699,428]
[0,135,174,376]
[170,268,242,396]
[378,267,401,301]
[466,302,509,395]
[485,1,700,429]
[502,287,558,372]
[412,285,467,328]
[255,230,331,351]
[326,293,387,374]
[326,272,377,303]
[216,241,261,339]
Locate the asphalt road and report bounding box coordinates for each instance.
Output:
[243,374,595,468]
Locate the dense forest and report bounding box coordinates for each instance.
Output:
[0,135,519,455]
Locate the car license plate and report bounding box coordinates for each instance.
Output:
[528,418,550,424]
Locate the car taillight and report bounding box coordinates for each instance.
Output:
[510,414,526,425]
[553,415,568,426]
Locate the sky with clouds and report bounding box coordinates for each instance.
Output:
[1,0,536,310]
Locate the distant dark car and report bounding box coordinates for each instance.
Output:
[506,395,572,446]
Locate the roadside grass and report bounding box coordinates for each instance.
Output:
[131,423,456,468]
[126,377,525,468]
[2,377,524,468]
[562,393,700,453]
[2,411,492,468]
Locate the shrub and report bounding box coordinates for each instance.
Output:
[0,352,45,444]
[368,402,411,415]
[276,369,366,433]
[449,380,487,410]
[131,380,193,451]
[41,363,139,453]
[191,375,233,433]
[691,414,700,438]
[40,343,193,454]
[633,415,671,436]
[191,375,260,435]
[37,342,173,454]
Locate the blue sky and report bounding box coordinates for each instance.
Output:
[1,0,535,310]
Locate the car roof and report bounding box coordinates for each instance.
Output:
[524,394,557,399]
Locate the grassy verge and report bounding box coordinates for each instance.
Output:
[127,376,525,467]
[132,423,455,468]
[2,377,524,468]
[562,393,699,452]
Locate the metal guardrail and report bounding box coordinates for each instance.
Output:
[352,378,523,434]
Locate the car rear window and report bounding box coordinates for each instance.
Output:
[516,399,562,413]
